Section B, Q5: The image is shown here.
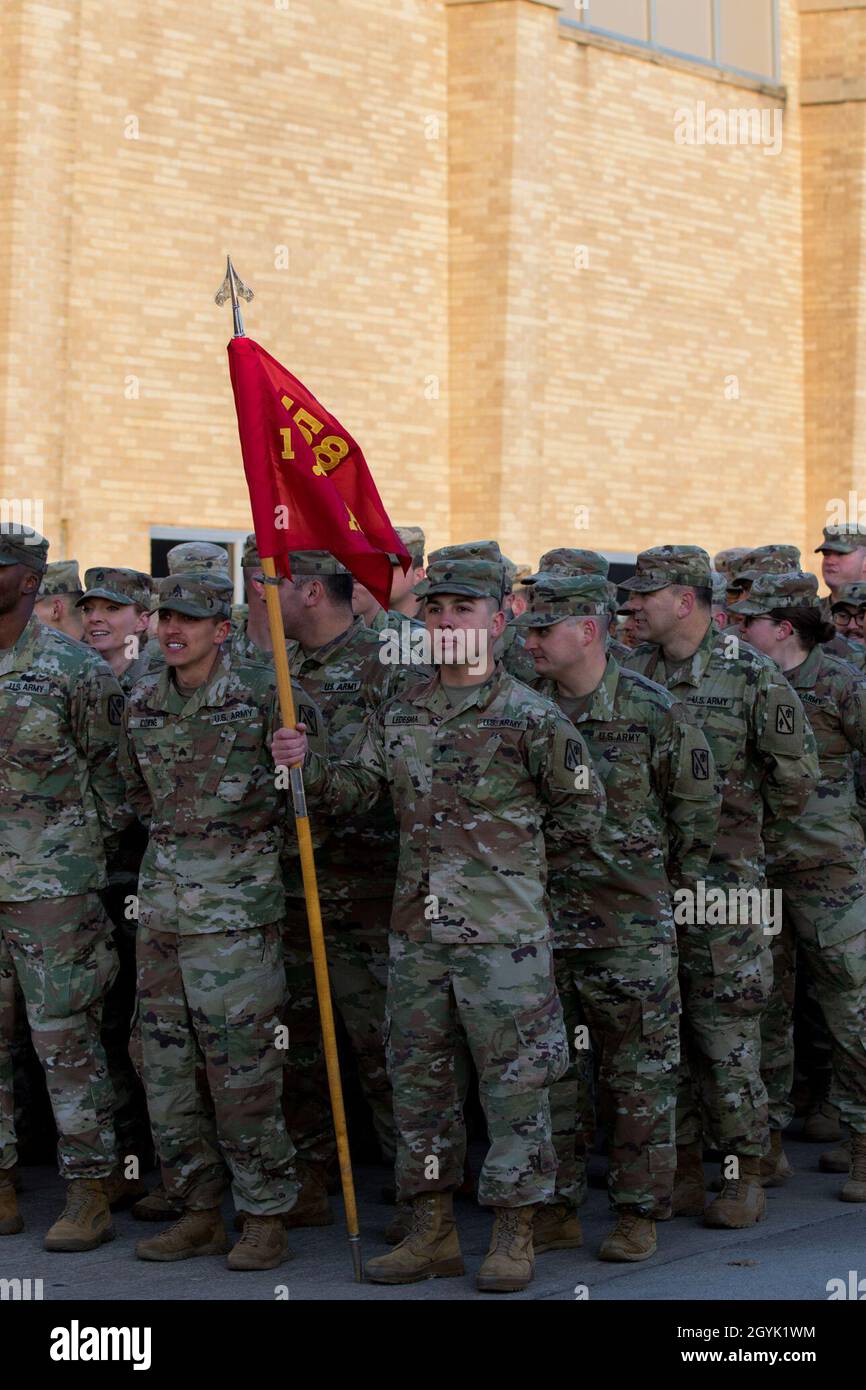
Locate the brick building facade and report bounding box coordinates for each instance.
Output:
[1,0,863,586]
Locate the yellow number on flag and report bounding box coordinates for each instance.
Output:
[293,408,323,445]
[279,428,294,460]
[313,436,349,474]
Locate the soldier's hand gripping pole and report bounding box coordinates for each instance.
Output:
[262,555,363,1281]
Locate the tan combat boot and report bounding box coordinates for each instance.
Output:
[227,1214,291,1270]
[840,1132,866,1203]
[44,1179,114,1252]
[704,1156,766,1228]
[669,1143,705,1217]
[366,1192,464,1285]
[803,1101,843,1143]
[820,1139,851,1174]
[0,1166,23,1236]
[476,1206,536,1293]
[599,1209,657,1262]
[130,1180,183,1223]
[533,1202,584,1253]
[103,1165,148,1210]
[136,1207,227,1261]
[759,1130,794,1188]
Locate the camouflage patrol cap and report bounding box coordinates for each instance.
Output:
[524,549,610,583]
[830,581,866,612]
[39,560,83,598]
[713,547,750,581]
[77,567,153,609]
[415,540,505,602]
[287,550,349,577]
[0,523,48,574]
[728,570,820,616]
[620,546,712,593]
[815,524,866,555]
[166,541,230,575]
[732,544,801,586]
[155,571,234,619]
[241,533,261,570]
[710,570,728,605]
[394,526,425,563]
[516,574,611,627]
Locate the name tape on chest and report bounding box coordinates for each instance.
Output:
[130,715,166,730]
[321,680,362,693]
[210,704,259,727]
[594,729,646,745]
[687,695,733,709]
[387,714,422,726]
[1,680,52,696]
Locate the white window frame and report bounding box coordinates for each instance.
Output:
[149,524,247,604]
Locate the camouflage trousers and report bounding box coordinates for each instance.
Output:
[387,934,568,1208]
[100,881,151,1163]
[676,923,771,1156]
[136,922,298,1215]
[549,943,680,1216]
[281,898,395,1170]
[761,866,866,1133]
[0,893,118,1179]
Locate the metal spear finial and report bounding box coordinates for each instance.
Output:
[215,255,254,337]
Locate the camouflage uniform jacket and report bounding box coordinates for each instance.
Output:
[116,644,163,695]
[537,656,721,949]
[0,615,130,901]
[120,644,325,935]
[496,620,539,686]
[761,645,866,877]
[300,663,606,945]
[286,615,425,910]
[624,622,819,887]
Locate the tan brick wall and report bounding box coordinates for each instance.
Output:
[0,0,859,584]
[801,3,866,553]
[447,0,806,569]
[0,0,449,574]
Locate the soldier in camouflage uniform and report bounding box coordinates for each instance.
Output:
[233,533,278,659]
[273,540,606,1293]
[119,570,326,1270]
[34,560,85,640]
[78,568,159,1195]
[0,524,131,1250]
[496,554,539,685]
[258,549,426,1223]
[621,546,819,1228]
[828,581,866,671]
[814,525,866,662]
[520,574,719,1262]
[729,572,866,1203]
[524,548,632,662]
[713,548,750,584]
[352,525,427,633]
[710,570,728,631]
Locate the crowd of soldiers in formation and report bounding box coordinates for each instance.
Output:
[1,517,865,1295]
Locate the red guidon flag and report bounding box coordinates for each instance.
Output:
[228,336,409,610]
